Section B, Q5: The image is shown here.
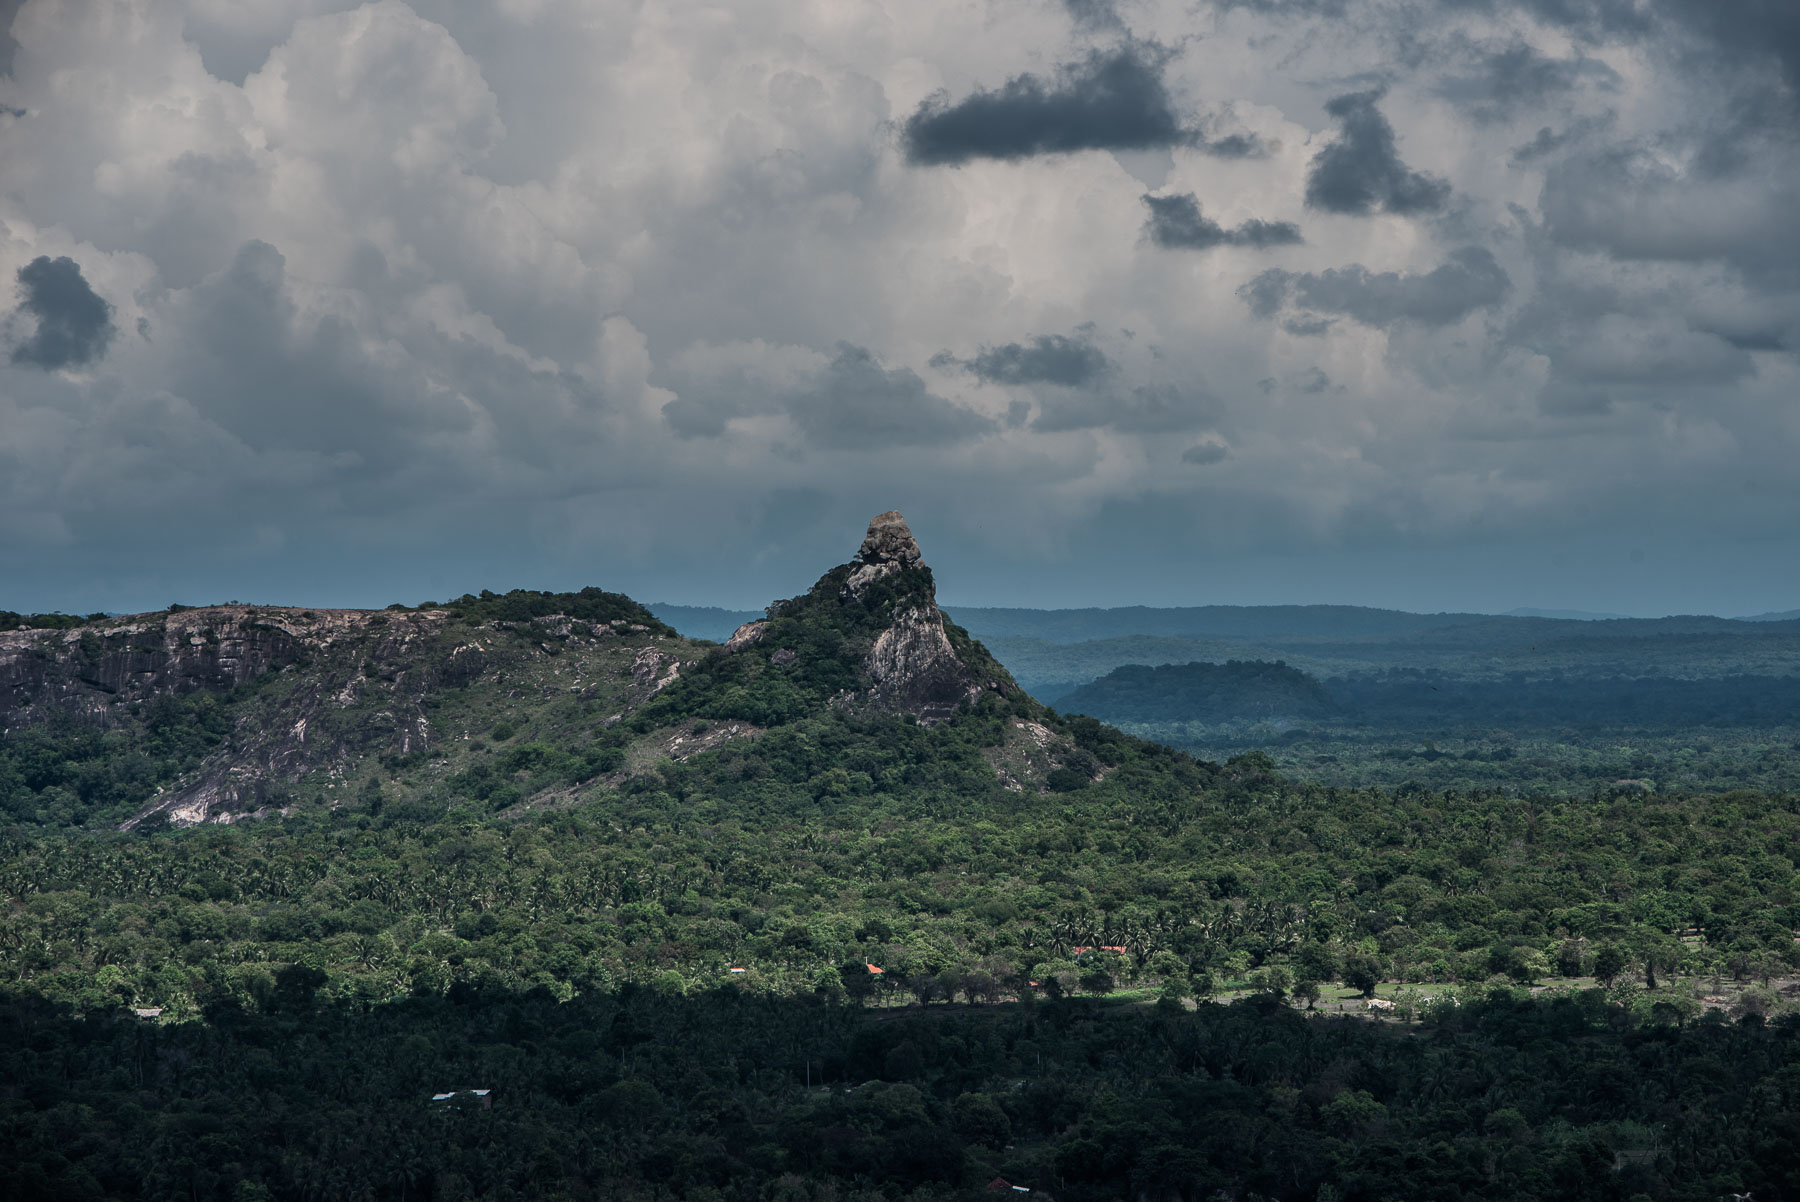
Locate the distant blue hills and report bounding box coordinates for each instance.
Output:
[650,601,1798,645]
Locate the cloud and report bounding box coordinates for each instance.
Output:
[8,256,116,369]
[1240,247,1512,328]
[664,341,994,449]
[794,344,996,449]
[1282,316,1334,336]
[901,45,1191,165]
[937,333,1113,386]
[1508,117,1609,165]
[0,0,19,78]
[1539,144,1800,278]
[1142,193,1302,250]
[1662,0,1800,103]
[1305,90,1450,216]
[1064,0,1125,33]
[2,0,1798,618]
[1434,40,1619,124]
[1182,435,1230,465]
[1034,382,1222,434]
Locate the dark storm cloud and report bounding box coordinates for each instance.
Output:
[1181,440,1229,465]
[1033,381,1221,433]
[1535,314,1756,415]
[936,333,1114,386]
[1538,146,1800,277]
[1296,366,1333,393]
[1282,316,1334,336]
[1305,90,1451,216]
[1064,0,1125,32]
[1240,247,1511,328]
[1142,193,1302,250]
[793,344,995,448]
[1214,0,1350,15]
[8,256,117,370]
[1204,133,1265,158]
[665,344,994,449]
[1508,116,1610,165]
[1435,41,1619,123]
[901,45,1196,165]
[173,241,482,464]
[1659,0,1800,99]
[1438,0,1796,106]
[1238,270,1294,319]
[0,0,21,78]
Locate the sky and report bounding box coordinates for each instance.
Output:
[1,0,1797,618]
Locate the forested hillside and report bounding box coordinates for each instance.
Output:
[3,515,1799,1201]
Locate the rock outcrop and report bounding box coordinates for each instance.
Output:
[0,601,680,827]
[730,510,1014,724]
[843,509,925,598]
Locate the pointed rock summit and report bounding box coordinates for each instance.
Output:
[723,510,1017,723]
[844,510,924,597]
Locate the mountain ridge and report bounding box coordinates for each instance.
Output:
[0,513,1100,828]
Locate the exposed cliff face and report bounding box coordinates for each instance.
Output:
[0,603,693,827]
[842,509,924,598]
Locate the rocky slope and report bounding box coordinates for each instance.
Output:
[1,513,1108,827]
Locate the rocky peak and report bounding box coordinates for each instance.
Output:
[844,510,925,597]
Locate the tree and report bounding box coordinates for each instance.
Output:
[1592,945,1627,988]
[1295,941,1338,986]
[950,1092,1011,1150]
[1555,938,1586,979]
[1507,948,1550,986]
[839,961,877,1006]
[1342,953,1383,998]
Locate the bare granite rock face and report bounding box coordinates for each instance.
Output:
[841,511,1005,722]
[631,646,683,695]
[861,603,988,722]
[0,603,676,827]
[724,620,767,651]
[0,607,458,826]
[843,510,925,598]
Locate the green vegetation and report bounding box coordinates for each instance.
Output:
[5,572,1800,1198]
[1058,660,1334,723]
[5,724,1797,1024]
[0,693,236,827]
[6,981,1799,1201]
[0,610,106,632]
[1057,659,1800,795]
[434,587,677,636]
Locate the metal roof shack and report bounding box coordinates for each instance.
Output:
[430,1088,493,1109]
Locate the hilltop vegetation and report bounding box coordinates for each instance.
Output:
[1058,660,1335,724]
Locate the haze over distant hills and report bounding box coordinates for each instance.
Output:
[652,601,1800,704]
